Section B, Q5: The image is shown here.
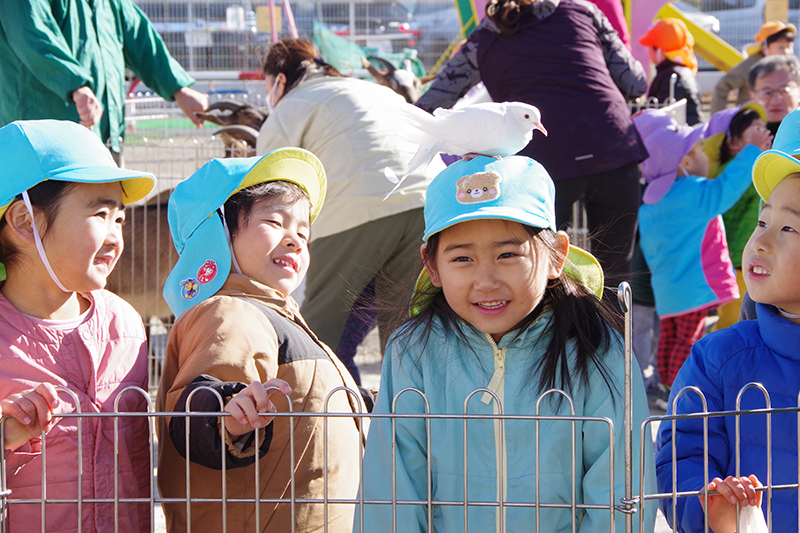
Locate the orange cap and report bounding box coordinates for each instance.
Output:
[754,21,797,43]
[639,18,694,51]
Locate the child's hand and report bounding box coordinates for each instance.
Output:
[223,379,291,437]
[743,125,773,152]
[698,474,762,533]
[1,384,61,451]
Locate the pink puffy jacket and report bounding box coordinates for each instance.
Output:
[0,288,150,533]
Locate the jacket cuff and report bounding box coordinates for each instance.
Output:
[169,374,274,470]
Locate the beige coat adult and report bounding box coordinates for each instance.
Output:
[156,274,366,532]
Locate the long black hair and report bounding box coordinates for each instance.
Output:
[391,223,622,403]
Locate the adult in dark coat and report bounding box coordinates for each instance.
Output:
[417,0,648,290]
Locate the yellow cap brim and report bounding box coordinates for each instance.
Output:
[753,150,800,201]
[238,148,327,222]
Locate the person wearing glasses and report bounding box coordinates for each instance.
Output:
[748,54,800,136]
[711,21,796,114]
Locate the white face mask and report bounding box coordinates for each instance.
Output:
[266,75,282,113]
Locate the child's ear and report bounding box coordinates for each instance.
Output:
[548,231,569,280]
[420,243,442,287]
[3,201,36,245]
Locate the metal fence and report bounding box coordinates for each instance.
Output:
[2,381,799,531]
[132,0,460,74]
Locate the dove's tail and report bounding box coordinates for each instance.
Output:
[398,104,442,137]
[383,167,408,200]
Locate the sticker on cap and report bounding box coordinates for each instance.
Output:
[197,260,218,284]
[180,278,200,300]
[456,172,501,204]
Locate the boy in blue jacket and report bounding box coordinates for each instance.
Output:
[655,108,800,532]
[632,111,770,388]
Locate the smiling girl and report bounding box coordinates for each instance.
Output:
[0,120,155,532]
[358,155,656,532]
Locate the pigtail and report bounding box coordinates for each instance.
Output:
[530,268,622,408]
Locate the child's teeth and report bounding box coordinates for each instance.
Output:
[478,301,505,309]
[753,266,769,275]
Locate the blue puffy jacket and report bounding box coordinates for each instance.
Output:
[655,303,800,531]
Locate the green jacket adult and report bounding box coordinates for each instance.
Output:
[0,0,194,150]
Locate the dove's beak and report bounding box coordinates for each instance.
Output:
[534,122,548,136]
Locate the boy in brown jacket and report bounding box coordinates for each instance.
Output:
[155,148,366,532]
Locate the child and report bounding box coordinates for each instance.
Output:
[358,155,656,532]
[155,148,365,533]
[639,18,704,125]
[633,110,768,387]
[703,102,773,329]
[0,120,155,531]
[655,107,800,533]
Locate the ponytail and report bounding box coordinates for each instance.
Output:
[486,0,533,35]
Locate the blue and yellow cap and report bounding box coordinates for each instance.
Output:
[164,147,326,317]
[0,120,155,219]
[753,108,800,201]
[412,156,603,314]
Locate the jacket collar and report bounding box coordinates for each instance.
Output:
[757,303,800,361]
[455,308,552,349]
[0,284,104,343]
[215,273,301,319]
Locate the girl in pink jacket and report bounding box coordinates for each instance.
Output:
[0,120,155,532]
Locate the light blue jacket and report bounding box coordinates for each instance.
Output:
[639,145,760,318]
[357,312,656,532]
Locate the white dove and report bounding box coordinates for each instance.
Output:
[384,101,547,199]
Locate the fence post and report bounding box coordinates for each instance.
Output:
[617,282,636,532]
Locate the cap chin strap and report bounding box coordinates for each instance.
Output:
[218,206,243,275]
[21,191,70,293]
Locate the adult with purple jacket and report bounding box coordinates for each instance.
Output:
[417,0,648,289]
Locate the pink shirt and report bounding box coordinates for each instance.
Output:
[0,287,150,532]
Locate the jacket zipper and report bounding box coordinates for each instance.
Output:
[481,334,507,532]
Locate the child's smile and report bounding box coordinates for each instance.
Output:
[425,219,565,343]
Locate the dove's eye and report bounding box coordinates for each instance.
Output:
[524,114,530,119]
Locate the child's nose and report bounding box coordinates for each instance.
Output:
[473,267,502,291]
[283,233,303,252]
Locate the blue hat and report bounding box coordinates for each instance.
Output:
[413,155,603,311]
[0,120,155,218]
[164,147,326,317]
[753,108,800,201]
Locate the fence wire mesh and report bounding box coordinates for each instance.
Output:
[2,383,799,532]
